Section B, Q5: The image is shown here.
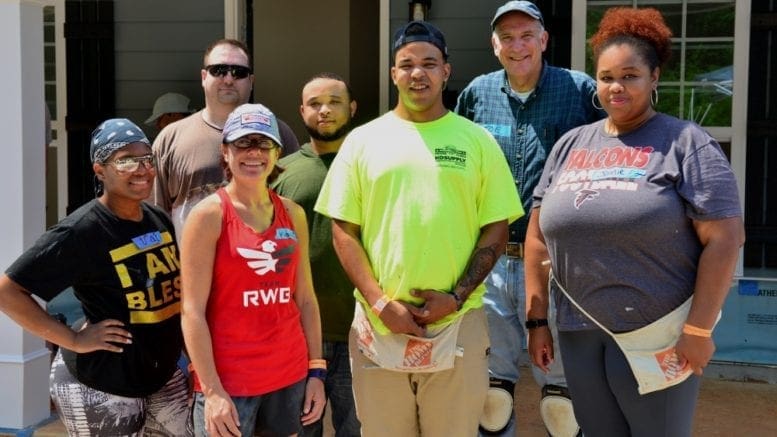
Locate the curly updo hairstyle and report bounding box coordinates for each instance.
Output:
[589,7,673,72]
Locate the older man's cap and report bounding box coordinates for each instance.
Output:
[393,20,448,59]
[491,1,544,29]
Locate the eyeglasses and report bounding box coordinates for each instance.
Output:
[230,137,278,151]
[107,154,156,173]
[205,64,252,79]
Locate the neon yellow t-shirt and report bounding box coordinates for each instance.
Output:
[315,111,524,334]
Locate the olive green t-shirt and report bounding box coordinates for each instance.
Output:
[273,143,355,342]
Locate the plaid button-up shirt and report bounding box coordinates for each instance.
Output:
[455,63,605,241]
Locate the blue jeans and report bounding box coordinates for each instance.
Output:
[302,341,361,437]
[482,255,567,436]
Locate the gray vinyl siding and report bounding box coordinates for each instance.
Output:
[113,0,223,138]
[251,0,351,140]
[388,0,506,105]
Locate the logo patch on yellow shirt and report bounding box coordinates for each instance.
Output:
[434,145,467,169]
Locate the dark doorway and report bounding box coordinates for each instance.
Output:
[64,0,115,213]
[349,0,381,128]
[744,2,777,269]
[536,0,572,69]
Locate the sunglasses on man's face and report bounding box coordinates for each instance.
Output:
[107,154,156,173]
[205,64,252,79]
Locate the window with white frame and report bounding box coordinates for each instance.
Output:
[576,0,760,274]
[585,1,736,150]
[44,5,57,139]
[42,1,68,221]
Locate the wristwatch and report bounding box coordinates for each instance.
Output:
[451,292,464,311]
[525,318,549,329]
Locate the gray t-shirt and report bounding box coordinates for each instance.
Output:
[152,110,298,237]
[534,113,741,331]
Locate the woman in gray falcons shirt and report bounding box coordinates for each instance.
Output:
[524,7,744,437]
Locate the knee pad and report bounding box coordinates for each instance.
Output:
[479,377,515,435]
[540,384,582,437]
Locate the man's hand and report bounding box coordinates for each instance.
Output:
[410,289,457,325]
[379,300,426,336]
[72,319,132,354]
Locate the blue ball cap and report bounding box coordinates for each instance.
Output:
[491,1,544,29]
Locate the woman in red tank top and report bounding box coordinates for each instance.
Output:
[180,103,325,437]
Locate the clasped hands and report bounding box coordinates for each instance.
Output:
[379,288,458,337]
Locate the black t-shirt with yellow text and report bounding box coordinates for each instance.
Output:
[6,199,183,397]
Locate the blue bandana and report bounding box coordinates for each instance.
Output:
[90,118,150,163]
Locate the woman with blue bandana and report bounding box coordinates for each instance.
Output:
[0,118,190,436]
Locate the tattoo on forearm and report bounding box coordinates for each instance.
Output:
[457,243,499,290]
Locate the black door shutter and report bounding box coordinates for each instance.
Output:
[64,0,114,213]
[744,3,777,268]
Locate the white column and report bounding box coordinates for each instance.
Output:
[0,0,51,429]
[224,0,242,40]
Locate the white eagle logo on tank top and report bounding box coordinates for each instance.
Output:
[237,240,279,275]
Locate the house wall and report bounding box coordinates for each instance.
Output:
[113,0,224,138]
[248,0,511,138]
[386,1,574,109]
[389,0,505,103]
[252,0,351,141]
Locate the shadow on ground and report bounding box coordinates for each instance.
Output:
[4,364,775,436]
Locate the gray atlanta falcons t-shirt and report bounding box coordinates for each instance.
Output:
[534,113,741,332]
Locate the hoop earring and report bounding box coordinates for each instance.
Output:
[651,88,659,107]
[93,175,103,198]
[591,92,603,110]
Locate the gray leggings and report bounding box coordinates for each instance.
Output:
[50,350,192,436]
[558,329,700,437]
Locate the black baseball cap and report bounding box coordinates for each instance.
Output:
[393,20,448,60]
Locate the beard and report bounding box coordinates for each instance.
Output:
[306,116,353,142]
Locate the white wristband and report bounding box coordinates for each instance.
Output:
[371,296,390,316]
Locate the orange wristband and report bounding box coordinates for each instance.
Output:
[682,323,713,338]
[371,296,390,316]
[309,359,327,369]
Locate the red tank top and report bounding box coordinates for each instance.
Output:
[193,188,307,395]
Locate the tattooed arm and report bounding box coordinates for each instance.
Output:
[412,220,507,325]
